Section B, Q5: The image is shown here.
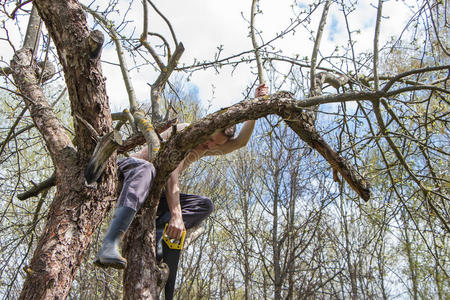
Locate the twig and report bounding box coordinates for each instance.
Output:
[0,106,28,157]
[146,0,178,46]
[373,0,383,90]
[8,0,33,19]
[140,0,166,71]
[382,65,450,92]
[250,0,265,84]
[427,1,450,56]
[310,0,331,95]
[372,99,449,232]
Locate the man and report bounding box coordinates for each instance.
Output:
[93,83,268,298]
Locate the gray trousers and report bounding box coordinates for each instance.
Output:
[117,157,214,229]
[117,157,213,299]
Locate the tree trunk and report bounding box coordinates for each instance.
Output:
[12,47,116,300]
[402,212,419,300]
[122,203,168,299]
[15,0,116,298]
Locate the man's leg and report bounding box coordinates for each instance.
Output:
[156,193,214,299]
[179,193,215,229]
[94,157,155,269]
[157,192,214,229]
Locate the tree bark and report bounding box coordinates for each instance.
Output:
[15,1,117,298]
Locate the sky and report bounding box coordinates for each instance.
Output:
[0,0,418,114]
[86,0,417,114]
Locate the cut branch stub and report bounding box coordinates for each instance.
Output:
[84,130,122,184]
[37,60,56,83]
[87,29,105,60]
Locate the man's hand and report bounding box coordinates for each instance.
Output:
[166,214,186,240]
[255,83,269,98]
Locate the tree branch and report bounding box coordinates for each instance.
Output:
[250,0,265,84]
[10,48,73,164]
[151,42,185,123]
[17,173,56,200]
[372,98,449,232]
[310,0,331,95]
[146,0,178,47]
[23,3,42,56]
[140,0,166,71]
[382,65,450,92]
[373,0,383,90]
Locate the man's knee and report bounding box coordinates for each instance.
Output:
[131,160,155,189]
[135,159,155,177]
[117,158,155,211]
[200,196,214,216]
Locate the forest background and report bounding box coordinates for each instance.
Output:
[0,0,448,299]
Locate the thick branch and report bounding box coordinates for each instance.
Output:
[10,48,73,164]
[18,173,56,200]
[23,4,42,55]
[117,118,178,154]
[132,110,161,161]
[286,120,370,200]
[151,42,185,123]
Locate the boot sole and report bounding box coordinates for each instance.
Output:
[93,257,127,269]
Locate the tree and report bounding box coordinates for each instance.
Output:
[0,0,448,299]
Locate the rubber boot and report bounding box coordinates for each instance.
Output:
[93,206,136,269]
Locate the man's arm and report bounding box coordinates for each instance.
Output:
[164,161,185,240]
[206,83,268,156]
[206,120,256,156]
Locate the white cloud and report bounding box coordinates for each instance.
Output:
[1,0,419,114]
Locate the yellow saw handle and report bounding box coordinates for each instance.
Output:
[163,223,186,250]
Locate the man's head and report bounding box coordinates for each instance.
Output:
[221,125,236,139]
[201,125,236,150]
